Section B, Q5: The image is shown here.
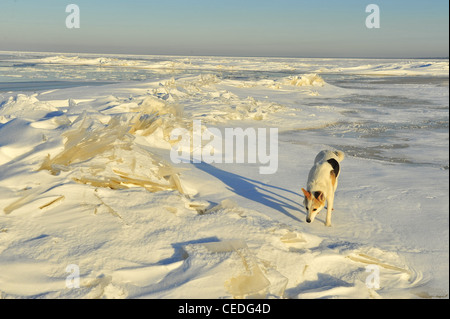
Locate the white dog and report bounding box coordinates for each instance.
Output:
[301,150,344,226]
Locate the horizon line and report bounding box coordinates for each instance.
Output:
[0,49,448,60]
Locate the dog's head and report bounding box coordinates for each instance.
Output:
[301,188,325,223]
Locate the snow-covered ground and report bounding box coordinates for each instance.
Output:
[0,52,448,299]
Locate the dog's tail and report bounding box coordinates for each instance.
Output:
[333,150,345,162]
[314,150,345,164]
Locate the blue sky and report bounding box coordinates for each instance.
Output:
[0,0,448,57]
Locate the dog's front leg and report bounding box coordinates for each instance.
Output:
[325,194,334,227]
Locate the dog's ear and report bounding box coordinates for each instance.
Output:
[314,191,325,202]
[301,188,312,200]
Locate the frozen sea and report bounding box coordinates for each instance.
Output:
[1,52,447,168]
[0,51,448,298]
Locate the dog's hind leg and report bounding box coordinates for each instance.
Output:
[325,194,334,227]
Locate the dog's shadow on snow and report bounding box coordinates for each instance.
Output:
[193,162,304,222]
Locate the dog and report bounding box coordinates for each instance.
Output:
[301,150,344,226]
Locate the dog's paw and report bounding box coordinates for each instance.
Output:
[325,222,332,227]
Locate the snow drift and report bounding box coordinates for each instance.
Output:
[0,53,448,299]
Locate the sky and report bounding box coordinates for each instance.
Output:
[0,0,448,58]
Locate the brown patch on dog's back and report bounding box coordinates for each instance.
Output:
[327,158,340,177]
[330,171,336,187]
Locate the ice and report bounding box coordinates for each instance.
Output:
[283,73,326,87]
[182,240,286,298]
[38,110,184,194]
[224,261,271,298]
[3,188,40,215]
[0,94,57,120]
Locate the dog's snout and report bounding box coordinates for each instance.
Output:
[306,218,311,223]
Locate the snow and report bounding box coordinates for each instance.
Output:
[0,52,448,299]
